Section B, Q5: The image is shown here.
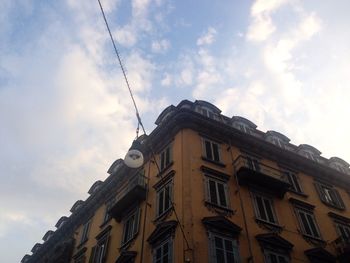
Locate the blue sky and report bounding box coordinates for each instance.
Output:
[1,0,350,262]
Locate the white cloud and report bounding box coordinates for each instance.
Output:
[197,27,217,46]
[151,39,170,53]
[161,73,172,86]
[246,0,290,42]
[115,25,138,47]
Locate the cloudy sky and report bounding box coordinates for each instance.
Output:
[1,0,350,262]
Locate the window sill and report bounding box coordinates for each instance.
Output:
[204,201,234,216]
[77,238,88,250]
[154,208,173,222]
[255,218,283,233]
[288,190,308,198]
[201,157,226,168]
[321,201,345,211]
[301,234,325,245]
[99,218,112,229]
[156,161,174,177]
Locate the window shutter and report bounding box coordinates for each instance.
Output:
[102,236,110,263]
[232,240,240,263]
[224,183,230,208]
[204,177,209,202]
[89,246,96,263]
[169,144,173,163]
[333,189,345,209]
[314,182,327,203]
[133,208,141,237]
[168,239,174,263]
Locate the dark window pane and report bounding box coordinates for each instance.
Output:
[306,214,319,237]
[159,191,164,215]
[209,180,218,204]
[215,249,225,263]
[264,199,275,223]
[205,141,213,159]
[217,183,227,207]
[213,143,220,161]
[299,212,312,236]
[256,196,267,221]
[164,186,170,211]
[215,237,223,249]
[270,253,278,263]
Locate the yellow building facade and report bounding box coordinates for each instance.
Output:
[22,100,350,263]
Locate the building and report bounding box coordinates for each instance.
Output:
[21,99,350,263]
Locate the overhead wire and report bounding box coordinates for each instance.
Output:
[97,0,191,253]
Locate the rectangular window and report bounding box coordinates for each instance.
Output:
[295,207,321,239]
[153,238,173,263]
[121,208,140,246]
[203,139,220,162]
[264,250,289,263]
[284,172,302,193]
[91,233,110,263]
[246,156,260,171]
[205,177,228,208]
[80,220,91,244]
[252,194,278,224]
[335,222,350,242]
[102,197,115,225]
[157,181,173,217]
[160,145,172,171]
[315,182,345,209]
[209,233,240,263]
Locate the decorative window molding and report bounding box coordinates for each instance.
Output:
[304,247,336,263]
[208,233,240,263]
[202,216,241,263]
[256,233,293,263]
[297,144,321,163]
[72,247,87,263]
[314,181,345,210]
[329,157,350,175]
[147,220,177,263]
[121,208,141,247]
[90,226,112,263]
[231,116,257,135]
[328,212,350,242]
[115,251,137,263]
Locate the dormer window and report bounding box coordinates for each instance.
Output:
[297,144,321,163]
[194,100,222,121]
[231,116,257,135]
[265,131,290,149]
[329,157,350,175]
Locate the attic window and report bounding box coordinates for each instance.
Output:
[233,122,251,134]
[300,151,318,162]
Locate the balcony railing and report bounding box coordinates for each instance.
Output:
[332,236,350,262]
[108,172,147,221]
[233,155,290,198]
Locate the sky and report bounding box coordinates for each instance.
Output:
[1,0,350,262]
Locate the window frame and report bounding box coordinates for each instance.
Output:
[284,171,303,194]
[314,182,345,210]
[80,219,91,245]
[263,249,290,263]
[121,208,141,247]
[90,229,111,263]
[251,193,278,225]
[153,237,173,263]
[160,144,173,171]
[204,176,229,209]
[208,232,240,263]
[156,180,173,218]
[202,138,221,163]
[294,206,322,240]
[334,220,350,242]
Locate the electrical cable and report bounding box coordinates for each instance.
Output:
[97,0,191,253]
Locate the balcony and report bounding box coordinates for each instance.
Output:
[109,172,147,221]
[233,155,290,198]
[332,236,350,262]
